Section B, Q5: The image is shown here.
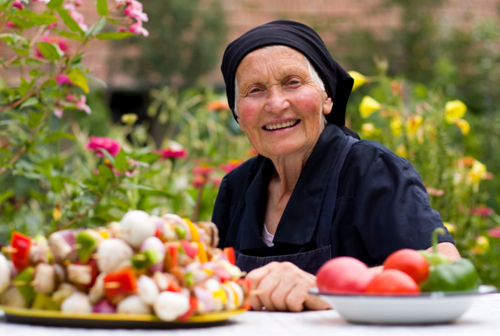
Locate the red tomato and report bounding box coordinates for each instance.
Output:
[383,249,429,284]
[223,247,236,265]
[178,297,198,322]
[365,269,420,295]
[11,232,32,271]
[316,257,375,294]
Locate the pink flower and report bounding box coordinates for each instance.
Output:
[156,148,188,159]
[87,136,121,157]
[65,94,76,102]
[48,22,58,29]
[75,0,83,6]
[471,205,494,217]
[56,74,73,85]
[5,21,18,28]
[129,21,149,37]
[13,0,23,9]
[75,96,91,115]
[193,175,206,188]
[426,187,445,197]
[487,228,500,239]
[118,26,127,33]
[54,108,63,118]
[124,0,148,22]
[33,0,50,2]
[219,160,242,174]
[63,3,88,31]
[211,176,223,188]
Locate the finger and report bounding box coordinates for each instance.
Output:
[256,269,282,311]
[269,265,302,311]
[249,291,264,311]
[304,294,331,311]
[245,263,273,290]
[284,282,306,312]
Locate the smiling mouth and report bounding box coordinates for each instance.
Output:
[263,120,300,131]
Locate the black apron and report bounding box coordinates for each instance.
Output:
[236,136,359,275]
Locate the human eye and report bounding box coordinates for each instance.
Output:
[286,77,301,86]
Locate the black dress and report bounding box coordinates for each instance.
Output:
[212,123,454,271]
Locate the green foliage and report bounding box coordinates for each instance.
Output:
[351,68,499,287]
[116,0,227,85]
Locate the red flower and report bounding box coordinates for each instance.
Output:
[219,160,242,174]
[193,165,215,176]
[487,228,500,239]
[87,136,121,157]
[192,175,206,188]
[471,205,494,217]
[156,148,188,159]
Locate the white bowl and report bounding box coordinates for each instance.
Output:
[310,285,496,325]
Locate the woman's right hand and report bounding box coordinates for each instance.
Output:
[245,261,331,312]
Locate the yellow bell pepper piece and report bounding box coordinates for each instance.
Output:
[183,218,199,242]
[197,242,208,263]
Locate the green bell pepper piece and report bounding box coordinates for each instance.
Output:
[175,224,186,240]
[76,231,99,264]
[13,266,35,305]
[131,248,162,269]
[32,293,61,311]
[418,228,450,266]
[420,258,479,292]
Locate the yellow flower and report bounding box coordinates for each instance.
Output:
[445,100,467,123]
[454,118,470,135]
[348,71,367,91]
[469,159,487,185]
[406,115,423,136]
[359,96,381,118]
[361,123,377,136]
[395,144,407,158]
[390,117,402,136]
[443,222,456,234]
[471,236,489,254]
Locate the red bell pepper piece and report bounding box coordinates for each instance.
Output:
[223,247,236,265]
[11,232,32,271]
[103,268,137,302]
[178,296,198,322]
[165,243,179,269]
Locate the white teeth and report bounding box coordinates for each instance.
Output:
[264,120,298,130]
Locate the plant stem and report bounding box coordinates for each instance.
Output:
[191,185,204,222]
[0,89,38,113]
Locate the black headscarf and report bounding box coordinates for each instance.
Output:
[221,20,355,131]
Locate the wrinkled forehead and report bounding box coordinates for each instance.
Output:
[235,46,308,83]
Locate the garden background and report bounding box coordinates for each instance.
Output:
[1,0,499,285]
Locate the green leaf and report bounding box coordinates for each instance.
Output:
[98,164,116,180]
[25,58,43,66]
[36,42,62,61]
[44,131,77,143]
[0,189,14,205]
[114,148,128,172]
[89,17,106,36]
[19,97,39,109]
[87,75,107,89]
[50,176,64,193]
[111,197,129,211]
[106,17,122,25]
[95,32,135,40]
[123,182,154,191]
[10,17,35,29]
[57,8,84,34]
[67,68,89,93]
[15,10,58,25]
[97,0,108,16]
[0,34,15,44]
[47,0,64,9]
[28,111,44,128]
[55,30,83,41]
[13,48,29,56]
[136,152,161,163]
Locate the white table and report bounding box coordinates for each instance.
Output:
[1,294,499,336]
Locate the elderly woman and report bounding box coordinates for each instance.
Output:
[212,20,460,312]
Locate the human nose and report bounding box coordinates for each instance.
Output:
[264,87,290,113]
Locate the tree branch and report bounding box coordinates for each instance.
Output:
[0,89,38,113]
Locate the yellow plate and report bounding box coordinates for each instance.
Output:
[0,306,246,329]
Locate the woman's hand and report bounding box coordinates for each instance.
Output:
[246,261,331,312]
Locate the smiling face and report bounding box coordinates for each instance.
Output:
[235,46,333,161]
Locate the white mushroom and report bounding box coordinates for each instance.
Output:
[117,295,152,315]
[89,273,106,305]
[153,291,190,321]
[61,292,92,314]
[137,275,159,306]
[33,263,56,294]
[120,210,155,248]
[162,213,191,241]
[48,232,73,260]
[67,264,93,286]
[0,254,11,295]
[0,286,27,308]
[96,238,134,273]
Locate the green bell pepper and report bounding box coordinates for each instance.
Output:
[131,248,162,269]
[32,293,60,311]
[420,258,479,292]
[13,266,35,305]
[418,228,450,266]
[76,230,100,264]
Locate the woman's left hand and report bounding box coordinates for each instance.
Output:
[246,261,331,312]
